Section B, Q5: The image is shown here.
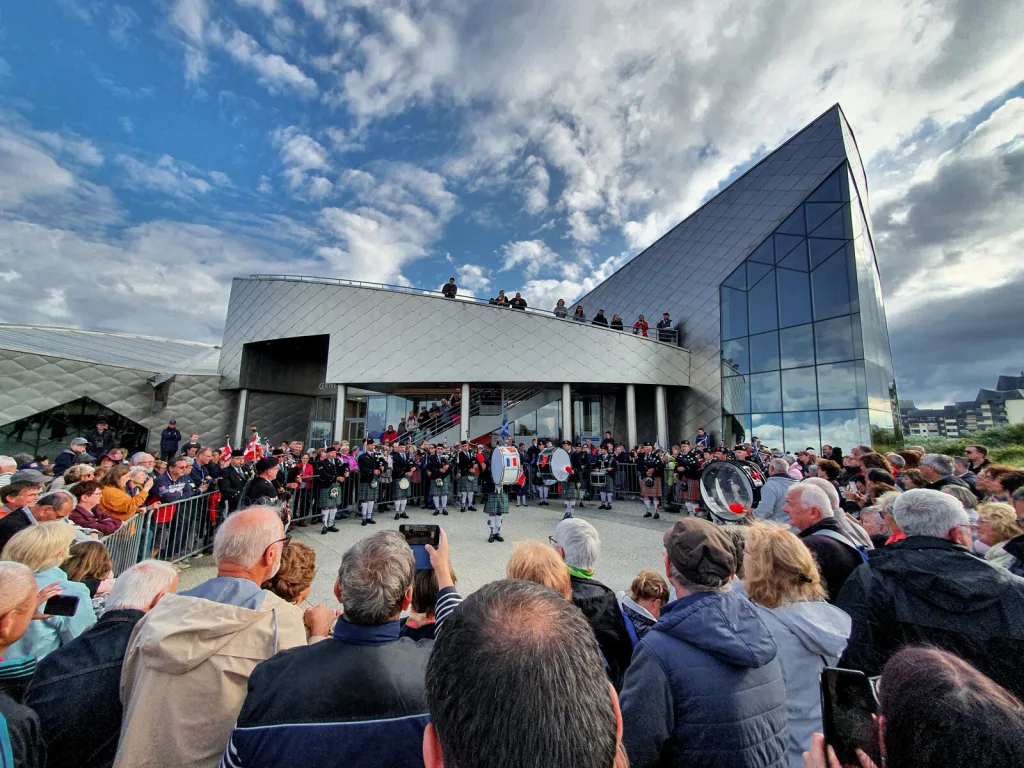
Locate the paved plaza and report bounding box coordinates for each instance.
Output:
[177,498,682,604]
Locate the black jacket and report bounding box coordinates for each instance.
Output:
[510,297,527,310]
[26,609,144,768]
[798,518,864,603]
[84,428,115,457]
[570,575,634,690]
[837,536,1024,700]
[159,427,182,452]
[925,474,969,492]
[243,477,279,506]
[357,451,379,482]
[0,690,43,768]
[0,509,32,554]
[591,313,609,326]
[219,465,249,502]
[441,282,457,298]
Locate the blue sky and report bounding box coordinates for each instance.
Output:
[0,0,1022,407]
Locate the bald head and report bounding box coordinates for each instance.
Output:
[213,506,284,569]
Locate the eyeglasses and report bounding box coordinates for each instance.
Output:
[548,536,559,547]
[265,535,292,553]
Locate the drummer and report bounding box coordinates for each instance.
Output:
[515,442,529,507]
[638,442,665,520]
[481,450,507,543]
[594,444,616,510]
[562,439,584,520]
[391,443,413,521]
[457,440,480,512]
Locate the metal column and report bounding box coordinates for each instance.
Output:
[626,384,637,449]
[333,385,347,443]
[562,383,573,441]
[460,383,470,442]
[233,389,249,447]
[655,385,668,449]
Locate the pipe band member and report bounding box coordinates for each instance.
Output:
[457,441,480,512]
[514,443,529,508]
[595,447,616,510]
[315,446,347,534]
[356,438,382,526]
[481,451,508,543]
[562,439,584,520]
[426,446,452,516]
[639,442,665,520]
[391,444,413,521]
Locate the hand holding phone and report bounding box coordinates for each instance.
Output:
[43,594,81,617]
[400,524,441,570]
[820,668,882,768]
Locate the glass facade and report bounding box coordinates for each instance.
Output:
[720,164,901,452]
[0,397,149,457]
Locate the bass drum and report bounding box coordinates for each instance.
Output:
[536,447,571,486]
[492,446,523,486]
[698,460,765,524]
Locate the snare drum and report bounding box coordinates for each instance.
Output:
[589,471,607,488]
[491,446,523,486]
[536,447,571,486]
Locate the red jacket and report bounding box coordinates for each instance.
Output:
[69,504,122,535]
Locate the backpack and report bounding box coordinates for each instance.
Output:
[620,606,640,649]
[813,528,870,564]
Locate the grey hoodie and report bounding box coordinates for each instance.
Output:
[753,600,852,768]
[755,473,796,526]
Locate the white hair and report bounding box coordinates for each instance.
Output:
[212,506,283,568]
[130,452,153,466]
[769,458,789,474]
[876,490,902,516]
[893,488,967,538]
[801,477,841,512]
[554,518,601,570]
[920,454,955,477]
[0,456,16,472]
[787,483,834,518]
[0,562,36,615]
[106,560,178,611]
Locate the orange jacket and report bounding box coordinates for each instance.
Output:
[99,486,148,521]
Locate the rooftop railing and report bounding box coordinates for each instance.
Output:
[246,274,683,348]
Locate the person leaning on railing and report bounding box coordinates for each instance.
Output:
[98,466,153,522]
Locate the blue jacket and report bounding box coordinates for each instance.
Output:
[26,609,144,768]
[619,590,788,768]
[4,567,96,663]
[753,473,796,527]
[159,427,182,452]
[152,471,194,505]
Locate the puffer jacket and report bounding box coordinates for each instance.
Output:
[753,601,851,768]
[114,591,307,768]
[620,590,788,768]
[838,536,1024,700]
[1004,534,1024,578]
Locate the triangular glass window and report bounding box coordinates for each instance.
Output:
[748,238,774,264]
[746,261,772,288]
[723,264,746,290]
[808,237,846,269]
[775,207,805,236]
[773,233,803,262]
[777,240,808,271]
[806,167,844,203]
[804,202,843,233]
[809,207,851,240]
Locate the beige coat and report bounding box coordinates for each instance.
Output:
[114,591,307,768]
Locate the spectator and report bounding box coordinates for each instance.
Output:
[943,482,979,512]
[2,523,96,661]
[902,467,930,489]
[0,455,17,487]
[977,502,1023,570]
[743,525,851,768]
[784,484,865,603]
[115,506,316,768]
[610,313,624,330]
[618,568,670,644]
[837,488,1024,700]
[66,480,121,535]
[0,481,44,551]
[180,432,202,456]
[975,464,1019,501]
[573,304,586,322]
[655,312,674,342]
[61,540,114,611]
[858,505,891,548]
[222,528,461,767]
[52,437,90,476]
[506,539,573,598]
[551,518,633,690]
[801,477,875,550]
[510,291,527,310]
[26,560,178,768]
[401,565,458,641]
[130,451,157,476]
[84,420,115,458]
[592,308,609,326]
[753,458,797,526]
[919,453,970,492]
[0,562,47,768]
[189,447,214,490]
[98,465,152,521]
[632,314,649,336]
[554,298,568,318]
[261,539,317,606]
[440,277,457,298]
[964,443,992,474]
[784,455,804,480]
[382,424,399,445]
[620,518,787,768]
[950,455,980,496]
[158,420,182,462]
[49,462,95,491]
[424,579,624,768]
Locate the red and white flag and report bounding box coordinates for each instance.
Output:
[221,437,232,457]
[243,432,263,462]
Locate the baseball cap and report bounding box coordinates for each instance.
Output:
[70,437,89,446]
[169,419,177,424]
[10,469,49,486]
[662,518,736,588]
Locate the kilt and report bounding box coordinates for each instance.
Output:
[433,476,452,497]
[640,476,663,499]
[457,474,477,494]
[358,479,380,501]
[394,477,412,499]
[485,491,509,516]
[318,483,341,508]
[677,479,700,504]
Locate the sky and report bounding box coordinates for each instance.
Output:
[0,0,1021,409]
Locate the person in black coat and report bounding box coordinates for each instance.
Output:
[591,309,609,327]
[789,484,865,603]
[84,421,116,459]
[440,277,457,298]
[243,458,282,506]
[158,421,182,462]
[509,292,527,310]
[218,450,249,514]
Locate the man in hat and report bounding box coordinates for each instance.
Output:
[619,519,787,768]
[53,437,91,476]
[561,440,584,520]
[85,420,116,459]
[159,420,182,462]
[243,457,282,507]
[356,438,382,526]
[219,449,249,515]
[637,442,665,519]
[315,445,349,534]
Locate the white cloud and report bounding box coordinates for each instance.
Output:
[257,174,273,194]
[115,154,229,198]
[500,239,557,278]
[220,29,319,97]
[171,0,207,45]
[272,126,332,195]
[0,58,10,79]
[454,263,491,296]
[520,155,550,215]
[567,210,599,244]
[109,5,140,48]
[234,0,279,16]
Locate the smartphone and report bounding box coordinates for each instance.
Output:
[43,594,81,617]
[400,524,440,570]
[820,667,882,767]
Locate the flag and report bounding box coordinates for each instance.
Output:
[221,436,232,457]
[499,399,510,440]
[243,432,263,462]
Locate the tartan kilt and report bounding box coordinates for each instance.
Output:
[485,491,509,516]
[677,479,701,504]
[358,480,380,501]
[394,478,412,499]
[640,477,663,499]
[318,483,341,508]
[432,476,452,497]
[457,474,477,494]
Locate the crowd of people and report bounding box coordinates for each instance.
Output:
[440,276,678,341]
[2,419,1024,767]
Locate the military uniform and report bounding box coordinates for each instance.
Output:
[357,447,382,525]
[593,451,616,510]
[391,450,413,520]
[638,448,666,519]
[561,443,585,520]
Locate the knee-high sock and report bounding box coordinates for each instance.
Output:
[493,515,502,533]
[539,486,548,500]
[653,498,660,510]
[488,515,498,533]
[440,495,448,510]
[564,501,574,515]
[643,498,652,509]
[322,507,332,526]
[517,494,526,504]
[327,507,338,527]
[461,492,469,506]
[366,501,374,518]
[434,496,442,511]
[395,499,405,514]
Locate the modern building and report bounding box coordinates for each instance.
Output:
[900,374,1024,437]
[0,104,901,457]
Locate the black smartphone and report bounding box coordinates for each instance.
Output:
[399,524,440,569]
[820,667,882,767]
[43,594,81,617]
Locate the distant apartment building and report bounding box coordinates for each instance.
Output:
[900,374,1024,437]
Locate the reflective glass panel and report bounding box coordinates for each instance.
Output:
[722,337,749,375]
[812,245,858,319]
[721,286,748,340]
[747,270,778,334]
[818,409,869,452]
[808,237,846,269]
[723,412,749,450]
[817,361,867,409]
[776,207,805,236]
[722,376,750,416]
[815,315,858,364]
[723,264,745,289]
[750,412,784,448]
[774,233,803,261]
[780,324,816,369]
[777,268,812,328]
[782,367,818,411]
[748,238,774,264]
[784,411,821,454]
[750,371,782,412]
[749,331,780,373]
[869,409,901,449]
[804,202,843,232]
[806,167,846,203]
[777,240,808,271]
[746,261,772,289]
[809,208,852,240]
